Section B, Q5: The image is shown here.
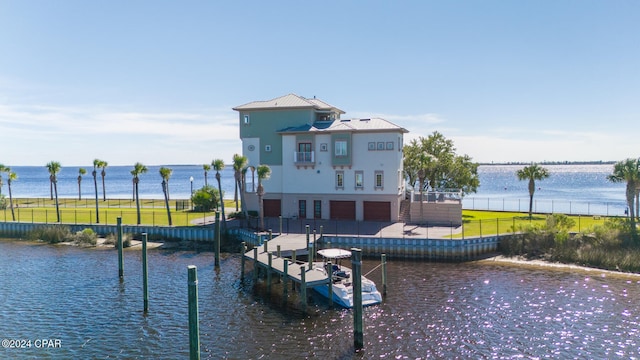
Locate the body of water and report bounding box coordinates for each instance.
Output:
[464,164,627,216]
[0,163,627,215]
[1,240,639,359]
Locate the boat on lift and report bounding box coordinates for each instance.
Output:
[313,248,382,308]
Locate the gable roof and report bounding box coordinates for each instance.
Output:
[233,93,345,114]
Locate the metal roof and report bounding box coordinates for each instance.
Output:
[233,93,345,114]
[278,117,408,134]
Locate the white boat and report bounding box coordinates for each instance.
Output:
[313,248,382,308]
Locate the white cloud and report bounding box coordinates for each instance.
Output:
[0,102,242,165]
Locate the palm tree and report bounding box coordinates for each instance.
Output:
[0,163,5,196]
[203,164,211,187]
[77,168,86,200]
[159,166,173,226]
[516,163,550,218]
[131,162,148,225]
[92,159,102,223]
[46,161,62,223]
[232,154,248,213]
[256,164,271,231]
[608,158,640,241]
[212,159,226,230]
[6,169,17,221]
[99,160,108,201]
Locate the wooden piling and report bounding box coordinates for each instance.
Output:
[142,233,149,312]
[214,212,220,268]
[351,248,364,350]
[313,229,317,263]
[187,265,200,360]
[292,249,296,264]
[240,242,246,282]
[253,248,258,282]
[117,217,124,279]
[300,266,307,312]
[326,261,333,308]
[264,239,268,253]
[267,253,273,294]
[279,215,283,234]
[277,245,281,258]
[305,225,310,249]
[283,260,289,302]
[381,253,387,296]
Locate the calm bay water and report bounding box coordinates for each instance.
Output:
[0,163,627,215]
[1,240,639,359]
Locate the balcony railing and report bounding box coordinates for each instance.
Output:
[411,190,462,203]
[294,151,315,164]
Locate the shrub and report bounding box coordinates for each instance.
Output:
[28,225,72,244]
[191,185,220,212]
[0,195,6,209]
[73,228,97,246]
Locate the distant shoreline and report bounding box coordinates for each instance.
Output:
[478,160,616,166]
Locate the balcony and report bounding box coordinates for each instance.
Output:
[294,151,315,168]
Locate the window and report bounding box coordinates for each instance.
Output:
[265,145,271,152]
[375,171,384,189]
[377,142,385,150]
[299,200,307,219]
[368,142,376,151]
[355,171,364,189]
[320,143,328,152]
[314,200,322,219]
[243,114,250,125]
[336,171,344,189]
[386,142,394,150]
[335,140,347,156]
[297,142,312,162]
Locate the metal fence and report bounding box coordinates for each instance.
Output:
[463,197,627,217]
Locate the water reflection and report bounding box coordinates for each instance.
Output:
[1,240,639,359]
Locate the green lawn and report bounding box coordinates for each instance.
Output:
[457,210,611,238]
[1,198,238,226]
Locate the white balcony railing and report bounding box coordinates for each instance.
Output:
[294,151,315,164]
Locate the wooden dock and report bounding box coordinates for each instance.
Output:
[242,234,330,288]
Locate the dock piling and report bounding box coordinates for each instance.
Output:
[142,233,149,312]
[214,212,220,268]
[351,248,364,350]
[117,217,124,279]
[300,266,307,312]
[381,253,387,296]
[267,253,273,294]
[327,261,333,308]
[187,265,200,360]
[240,242,246,282]
[253,248,258,282]
[283,260,289,302]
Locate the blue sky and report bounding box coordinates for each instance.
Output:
[1,1,638,166]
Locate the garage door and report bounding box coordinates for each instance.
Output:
[263,199,281,217]
[363,201,391,221]
[330,200,356,220]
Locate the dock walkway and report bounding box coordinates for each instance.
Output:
[243,234,330,288]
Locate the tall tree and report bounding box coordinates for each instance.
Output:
[159,166,173,226]
[77,168,86,200]
[232,154,248,214]
[516,163,550,218]
[6,169,17,221]
[99,160,108,201]
[203,164,211,187]
[403,132,479,194]
[256,164,271,231]
[131,162,148,225]
[608,158,640,241]
[212,159,226,230]
[46,161,62,223]
[92,159,102,223]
